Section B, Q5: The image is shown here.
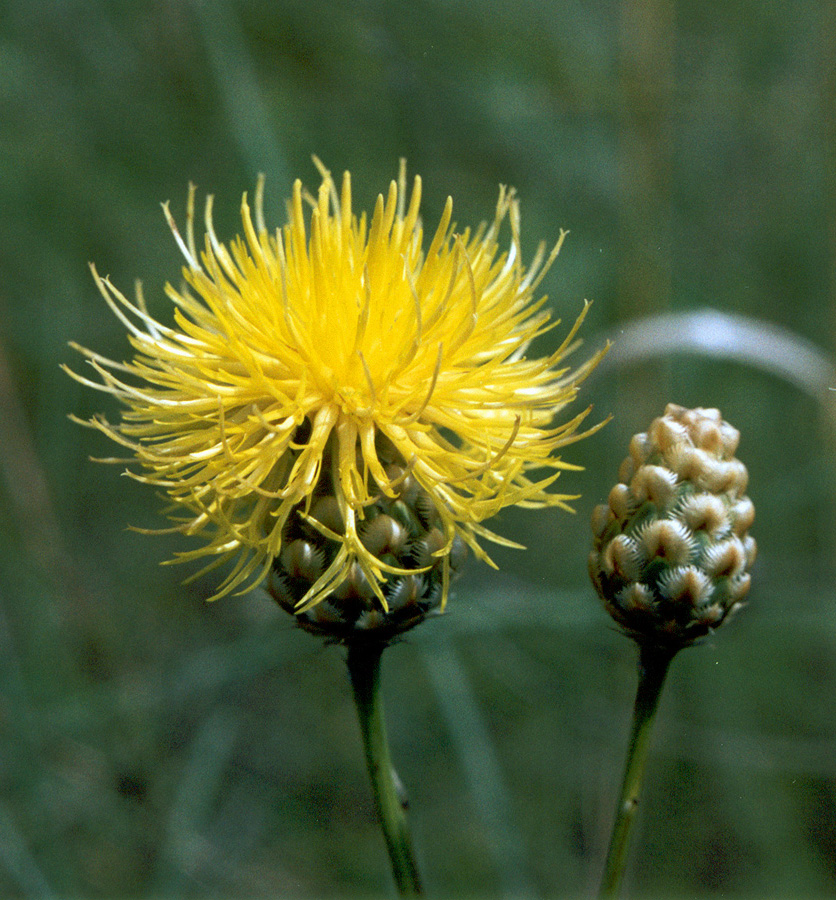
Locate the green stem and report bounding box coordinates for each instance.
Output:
[599,643,676,899]
[347,642,423,896]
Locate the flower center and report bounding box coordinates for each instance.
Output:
[334,383,371,417]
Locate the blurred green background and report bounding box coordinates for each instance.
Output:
[2,1,836,897]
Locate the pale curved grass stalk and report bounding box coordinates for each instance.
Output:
[598,308,836,403]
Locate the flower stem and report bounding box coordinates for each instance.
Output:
[347,641,423,896]
[599,644,676,899]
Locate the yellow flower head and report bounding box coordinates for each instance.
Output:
[68,161,606,615]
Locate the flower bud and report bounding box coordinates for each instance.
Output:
[589,404,755,651]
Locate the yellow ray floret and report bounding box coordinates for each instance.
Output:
[67,160,608,604]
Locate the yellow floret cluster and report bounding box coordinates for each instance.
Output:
[68,161,606,623]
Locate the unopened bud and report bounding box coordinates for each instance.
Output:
[589,404,755,651]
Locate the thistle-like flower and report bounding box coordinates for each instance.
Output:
[68,161,605,640]
[589,404,756,651]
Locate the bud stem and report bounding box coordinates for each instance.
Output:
[347,642,424,896]
[599,644,676,898]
